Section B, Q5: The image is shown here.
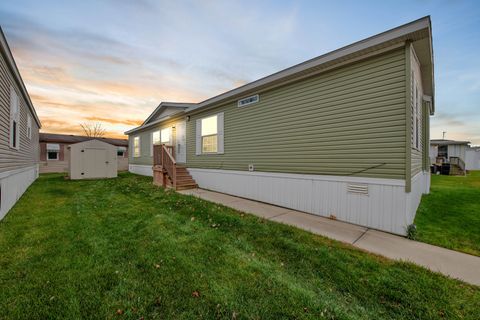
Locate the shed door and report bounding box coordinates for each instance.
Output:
[175,121,187,163]
[82,148,108,178]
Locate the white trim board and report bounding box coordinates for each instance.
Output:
[0,165,38,180]
[187,168,430,235]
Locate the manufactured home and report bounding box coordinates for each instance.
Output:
[430,139,469,175]
[39,133,128,173]
[0,27,41,220]
[126,17,435,235]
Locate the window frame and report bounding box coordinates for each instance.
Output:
[201,115,218,154]
[133,136,141,157]
[9,86,20,150]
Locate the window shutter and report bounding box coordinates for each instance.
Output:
[217,112,224,154]
[195,119,201,155]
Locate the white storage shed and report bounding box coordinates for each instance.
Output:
[68,139,118,180]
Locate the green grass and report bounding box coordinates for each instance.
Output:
[0,173,478,319]
[415,171,480,256]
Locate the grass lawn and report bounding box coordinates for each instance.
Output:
[0,173,478,319]
[415,171,480,256]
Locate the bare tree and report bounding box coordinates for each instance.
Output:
[80,122,106,138]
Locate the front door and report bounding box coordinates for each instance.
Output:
[175,121,187,163]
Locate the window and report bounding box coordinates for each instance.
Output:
[196,113,224,155]
[117,146,127,157]
[27,115,32,139]
[151,131,160,156]
[9,87,20,149]
[201,115,218,153]
[161,127,171,143]
[238,94,259,107]
[133,136,140,157]
[46,143,60,160]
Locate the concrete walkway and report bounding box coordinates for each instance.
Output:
[179,188,480,286]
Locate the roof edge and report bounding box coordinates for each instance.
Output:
[186,16,431,114]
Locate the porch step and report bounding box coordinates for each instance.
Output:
[154,165,198,190]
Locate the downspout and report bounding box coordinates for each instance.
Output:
[405,42,412,193]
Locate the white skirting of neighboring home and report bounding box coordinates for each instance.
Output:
[129,164,153,177]
[188,168,430,236]
[0,165,39,220]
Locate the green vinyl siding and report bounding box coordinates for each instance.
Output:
[186,48,407,179]
[128,117,180,166]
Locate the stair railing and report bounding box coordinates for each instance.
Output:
[162,144,176,188]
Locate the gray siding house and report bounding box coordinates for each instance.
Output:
[126,17,434,235]
[0,27,41,220]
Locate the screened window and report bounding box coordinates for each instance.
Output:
[9,87,20,149]
[27,115,32,139]
[133,136,140,157]
[201,115,218,153]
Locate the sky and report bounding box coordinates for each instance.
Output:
[0,0,479,143]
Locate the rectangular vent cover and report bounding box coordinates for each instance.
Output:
[238,94,259,107]
[347,184,369,195]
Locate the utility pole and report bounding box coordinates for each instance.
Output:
[442,131,446,140]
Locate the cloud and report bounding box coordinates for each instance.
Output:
[84,116,143,126]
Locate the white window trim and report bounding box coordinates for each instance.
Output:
[133,136,141,158]
[9,86,20,150]
[195,112,224,155]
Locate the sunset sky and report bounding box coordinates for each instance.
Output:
[1,0,479,143]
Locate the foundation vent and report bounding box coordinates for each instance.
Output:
[347,184,369,195]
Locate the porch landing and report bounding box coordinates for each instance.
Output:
[179,188,480,286]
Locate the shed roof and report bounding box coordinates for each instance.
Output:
[40,133,128,147]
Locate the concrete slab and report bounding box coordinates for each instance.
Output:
[272,210,367,244]
[355,229,480,286]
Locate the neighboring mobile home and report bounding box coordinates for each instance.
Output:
[39,133,129,173]
[126,17,435,235]
[0,27,41,220]
[430,139,469,164]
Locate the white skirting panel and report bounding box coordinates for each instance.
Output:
[406,171,430,225]
[129,164,153,177]
[188,168,430,236]
[0,165,38,220]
